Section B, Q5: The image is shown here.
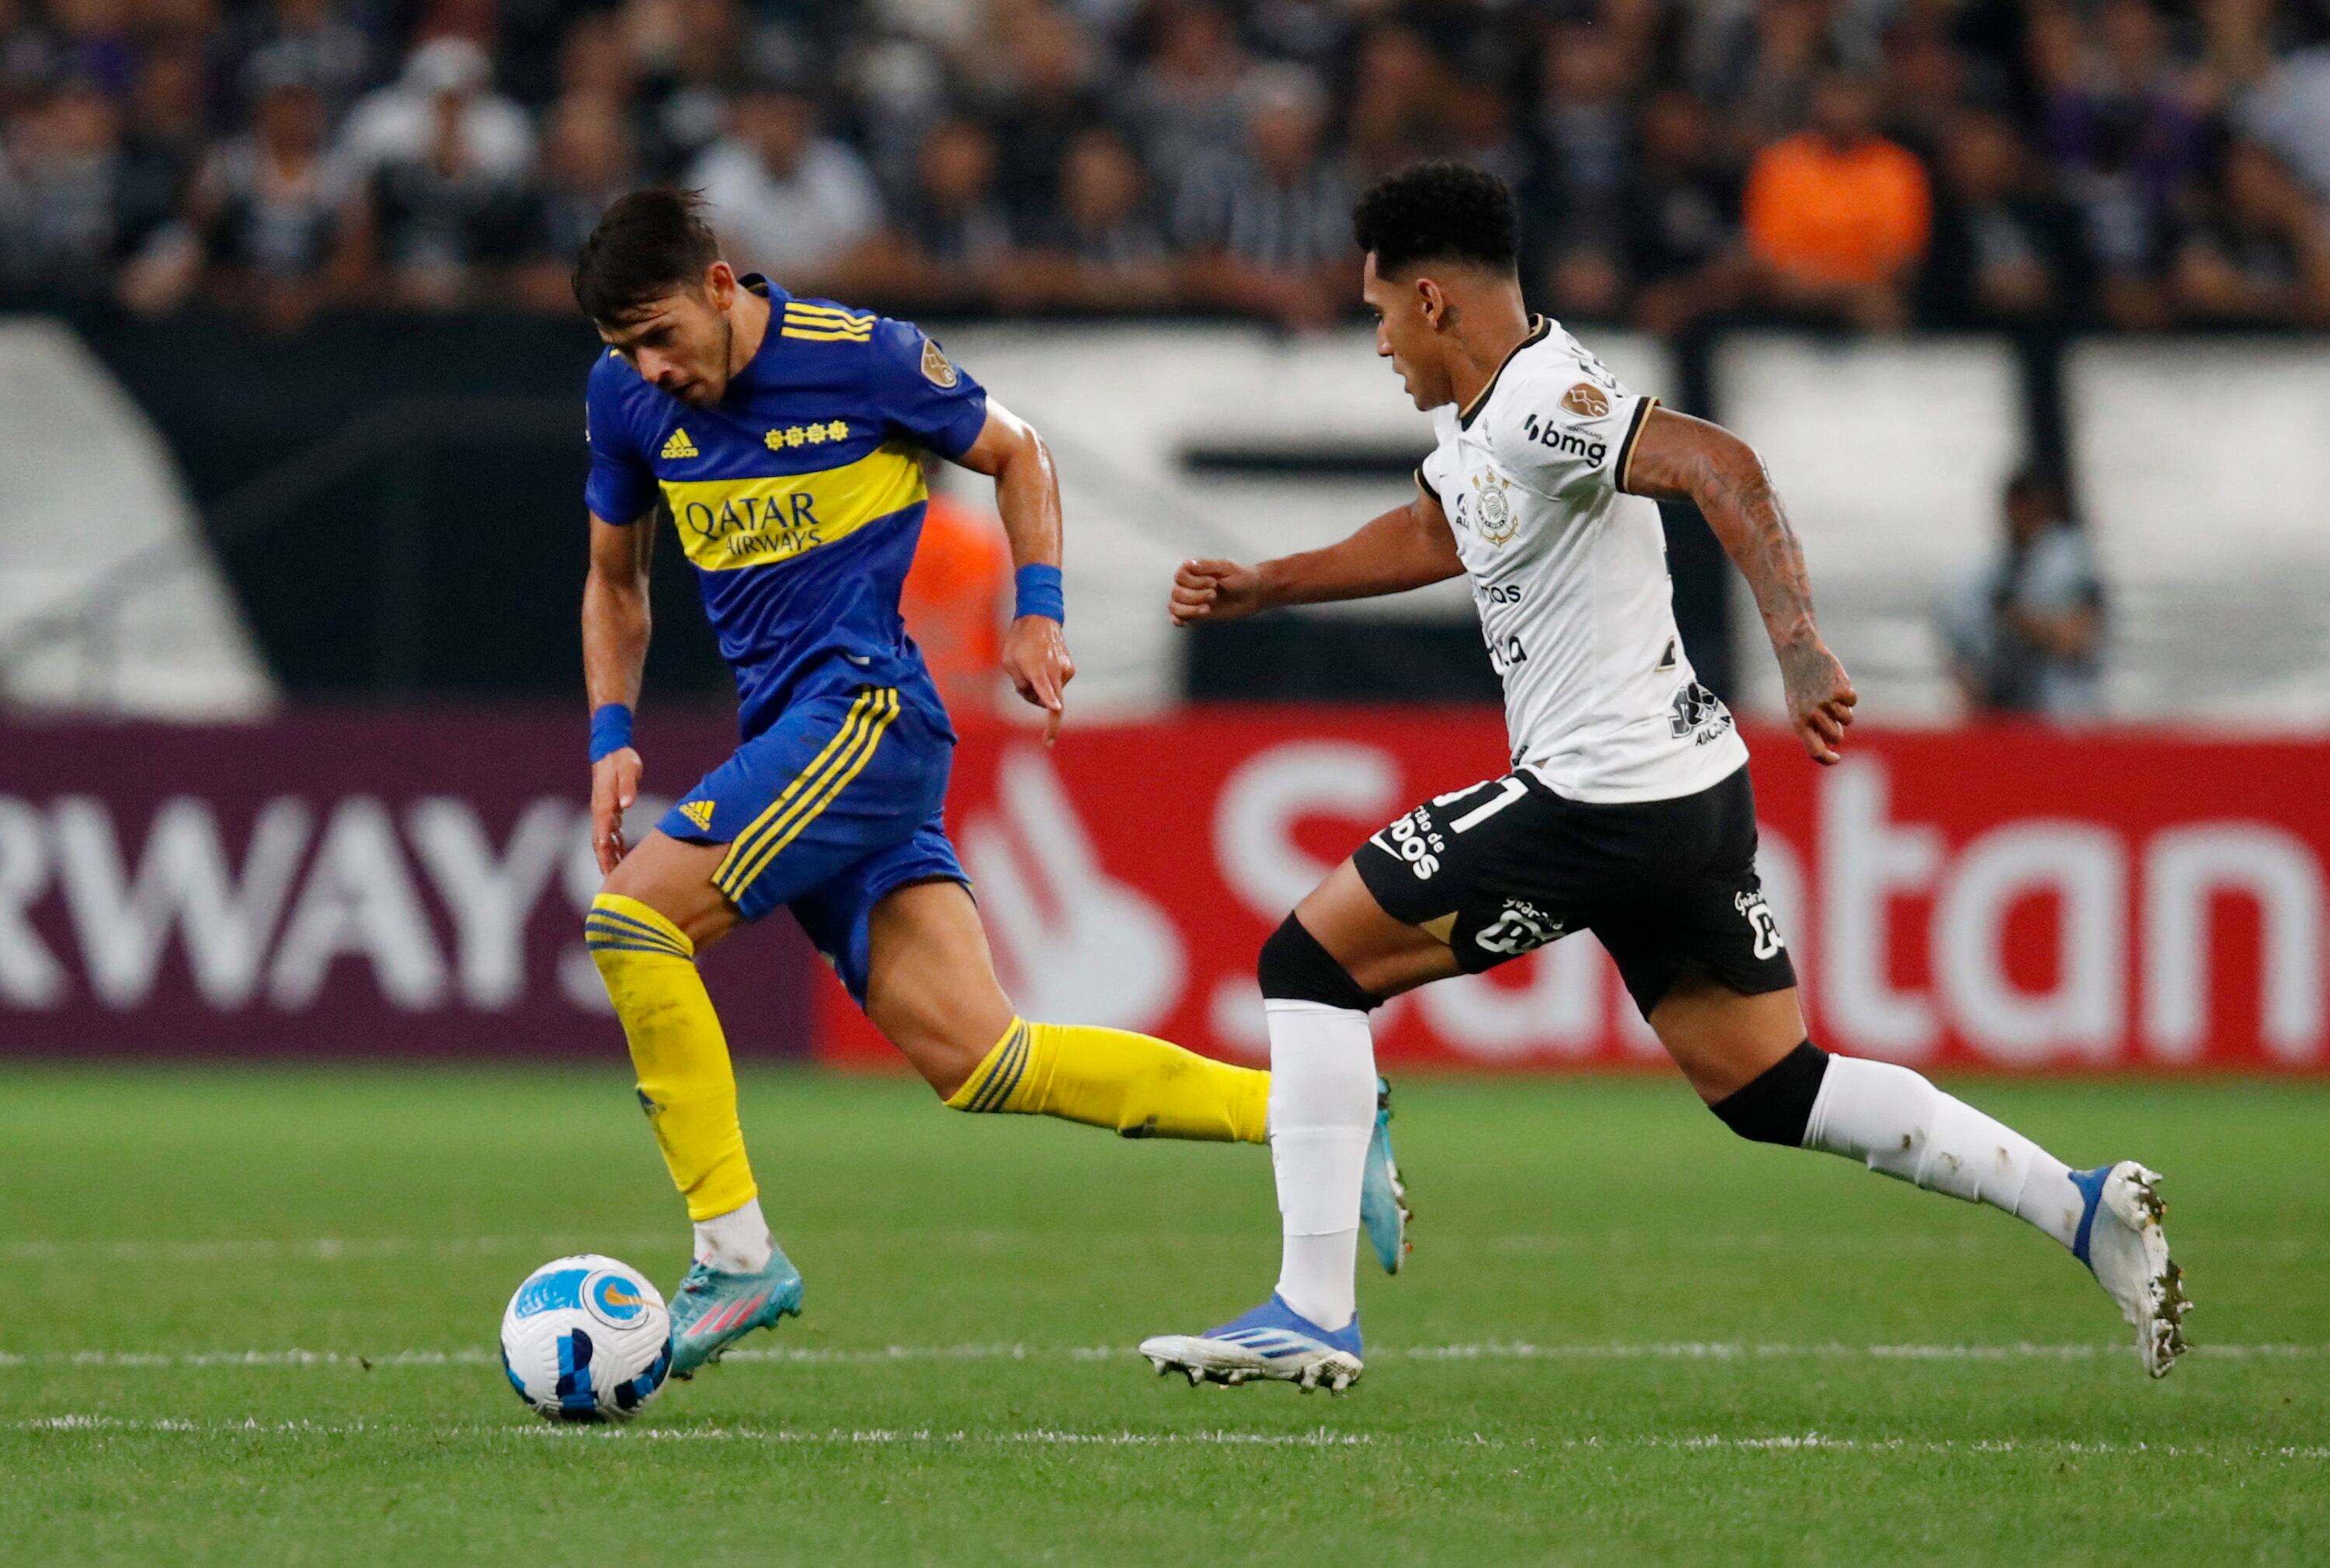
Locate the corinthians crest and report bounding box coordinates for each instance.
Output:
[1470,471,1519,545]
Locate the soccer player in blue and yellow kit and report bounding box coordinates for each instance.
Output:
[571,190,1404,1375]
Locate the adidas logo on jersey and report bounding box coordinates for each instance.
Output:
[661,428,700,460]
[677,799,715,831]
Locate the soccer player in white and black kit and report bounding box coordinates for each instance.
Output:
[1140,163,2188,1391]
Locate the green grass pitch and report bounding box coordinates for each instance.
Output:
[1,1066,2324,1566]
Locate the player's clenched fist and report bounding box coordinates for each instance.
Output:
[590,748,642,874]
[1170,559,1271,627]
[1779,639,1858,766]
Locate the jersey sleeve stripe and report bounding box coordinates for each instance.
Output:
[783,301,876,325]
[1615,395,1660,495]
[780,324,875,342]
[1414,464,1441,506]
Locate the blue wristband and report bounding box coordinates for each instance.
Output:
[589,703,635,763]
[1015,564,1065,624]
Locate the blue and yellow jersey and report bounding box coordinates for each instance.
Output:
[583,276,989,739]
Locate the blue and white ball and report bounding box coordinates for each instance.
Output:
[499,1254,673,1423]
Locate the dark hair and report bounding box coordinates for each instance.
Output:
[572,188,721,324]
[1352,161,1520,276]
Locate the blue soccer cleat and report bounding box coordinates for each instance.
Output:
[1139,1295,1365,1393]
[1361,1076,1410,1274]
[666,1247,804,1378]
[2068,1160,2190,1378]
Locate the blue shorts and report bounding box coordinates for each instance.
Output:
[656,685,965,1004]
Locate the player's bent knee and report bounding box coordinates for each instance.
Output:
[1709,1039,1828,1146]
[584,891,697,964]
[1257,914,1382,1013]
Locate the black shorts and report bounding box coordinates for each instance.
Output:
[1352,765,1796,1017]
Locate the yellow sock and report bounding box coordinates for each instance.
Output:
[946,1017,1268,1144]
[585,893,759,1221]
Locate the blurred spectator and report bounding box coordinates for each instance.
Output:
[1124,1,1249,179]
[508,94,637,311]
[1939,467,2106,721]
[47,0,143,103]
[2172,140,2330,325]
[1023,123,1174,311]
[1743,71,1932,329]
[1173,66,1353,332]
[0,0,2322,339]
[1344,23,1448,183]
[338,37,533,186]
[630,0,750,179]
[2035,0,2205,328]
[2238,43,2330,202]
[341,40,534,308]
[688,85,880,288]
[1622,88,1754,333]
[854,117,1017,311]
[214,0,375,127]
[0,76,179,297]
[183,69,355,325]
[983,5,1105,230]
[902,472,1012,721]
[1529,22,1637,321]
[1692,0,1837,155]
[1921,107,2084,325]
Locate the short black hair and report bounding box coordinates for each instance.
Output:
[572,189,721,324]
[1352,161,1520,276]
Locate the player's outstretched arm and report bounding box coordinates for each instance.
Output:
[1622,407,1858,763]
[583,510,655,871]
[954,399,1074,746]
[1169,488,1464,628]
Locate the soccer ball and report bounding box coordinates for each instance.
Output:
[499,1254,673,1423]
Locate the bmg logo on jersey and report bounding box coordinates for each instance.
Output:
[1520,412,1608,469]
[1379,808,1446,879]
[1476,899,1564,957]
[1735,889,1786,958]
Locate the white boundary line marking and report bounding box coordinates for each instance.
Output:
[9,1232,2313,1264]
[11,1417,2327,1459]
[1,1341,2320,1371]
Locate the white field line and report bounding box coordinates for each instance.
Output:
[12,1416,2328,1461]
[8,1232,2316,1264]
[1,1341,2321,1371]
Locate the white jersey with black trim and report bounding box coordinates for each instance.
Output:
[1417,317,1749,803]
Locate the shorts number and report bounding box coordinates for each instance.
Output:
[1435,776,1527,833]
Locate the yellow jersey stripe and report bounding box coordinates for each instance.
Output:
[659,443,926,573]
[783,302,875,325]
[712,691,880,897]
[715,690,895,898]
[780,325,875,342]
[721,689,900,896]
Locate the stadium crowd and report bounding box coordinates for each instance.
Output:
[2,0,2328,332]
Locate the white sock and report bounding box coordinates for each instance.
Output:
[692,1195,774,1273]
[1803,1055,2085,1249]
[1264,998,1377,1332]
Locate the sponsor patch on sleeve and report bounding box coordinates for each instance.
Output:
[1560,382,1611,419]
[920,337,960,388]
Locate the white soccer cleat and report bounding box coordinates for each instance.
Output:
[2071,1161,2190,1379]
[1139,1295,1364,1394]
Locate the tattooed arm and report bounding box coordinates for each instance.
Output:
[1623,407,1858,764]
